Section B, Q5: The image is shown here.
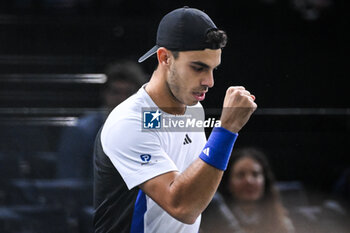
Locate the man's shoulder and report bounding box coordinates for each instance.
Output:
[114,88,151,114]
[102,89,150,134]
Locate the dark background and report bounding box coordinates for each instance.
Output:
[0,1,349,232]
[0,0,348,108]
[0,0,348,204]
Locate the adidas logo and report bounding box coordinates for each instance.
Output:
[202,147,210,156]
[183,134,192,145]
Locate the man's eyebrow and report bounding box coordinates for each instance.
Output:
[190,61,220,70]
[190,61,210,69]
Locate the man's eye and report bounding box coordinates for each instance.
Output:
[192,66,204,72]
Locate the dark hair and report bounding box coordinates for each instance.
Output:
[170,29,227,59]
[206,29,227,49]
[220,147,291,233]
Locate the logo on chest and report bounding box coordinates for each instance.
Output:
[183,134,192,145]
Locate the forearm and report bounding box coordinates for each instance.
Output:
[140,127,237,224]
[168,158,223,223]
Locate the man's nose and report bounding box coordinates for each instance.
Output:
[201,72,214,88]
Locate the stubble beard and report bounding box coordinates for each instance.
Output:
[166,64,185,105]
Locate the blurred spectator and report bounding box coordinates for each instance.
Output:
[291,0,333,21]
[259,0,333,21]
[56,60,147,179]
[202,147,294,233]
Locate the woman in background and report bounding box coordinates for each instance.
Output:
[218,147,294,233]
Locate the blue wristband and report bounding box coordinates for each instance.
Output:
[199,127,238,171]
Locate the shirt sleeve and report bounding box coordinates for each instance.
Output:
[101,115,178,190]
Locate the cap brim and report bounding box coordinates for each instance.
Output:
[138,45,159,63]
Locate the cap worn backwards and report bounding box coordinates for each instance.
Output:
[138,7,219,63]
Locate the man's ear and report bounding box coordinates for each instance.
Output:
[157,47,171,66]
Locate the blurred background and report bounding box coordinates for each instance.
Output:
[0,0,348,232]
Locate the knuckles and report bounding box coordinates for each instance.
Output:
[226,86,245,94]
[224,86,257,110]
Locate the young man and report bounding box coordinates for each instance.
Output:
[93,7,257,233]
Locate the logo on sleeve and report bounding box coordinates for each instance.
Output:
[143,110,162,129]
[140,154,151,162]
[140,154,156,165]
[202,148,210,156]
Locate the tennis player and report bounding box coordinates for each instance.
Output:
[93,7,257,233]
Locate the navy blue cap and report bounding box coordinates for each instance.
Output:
[138,7,218,63]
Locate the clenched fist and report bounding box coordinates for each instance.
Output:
[220,86,257,133]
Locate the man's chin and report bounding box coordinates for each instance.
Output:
[186,100,199,106]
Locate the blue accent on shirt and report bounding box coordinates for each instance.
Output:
[130,190,147,233]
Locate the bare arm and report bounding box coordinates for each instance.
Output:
[139,86,257,224]
[140,158,222,224]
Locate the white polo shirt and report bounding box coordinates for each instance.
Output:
[100,85,207,233]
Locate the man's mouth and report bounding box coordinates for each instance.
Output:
[193,91,207,101]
